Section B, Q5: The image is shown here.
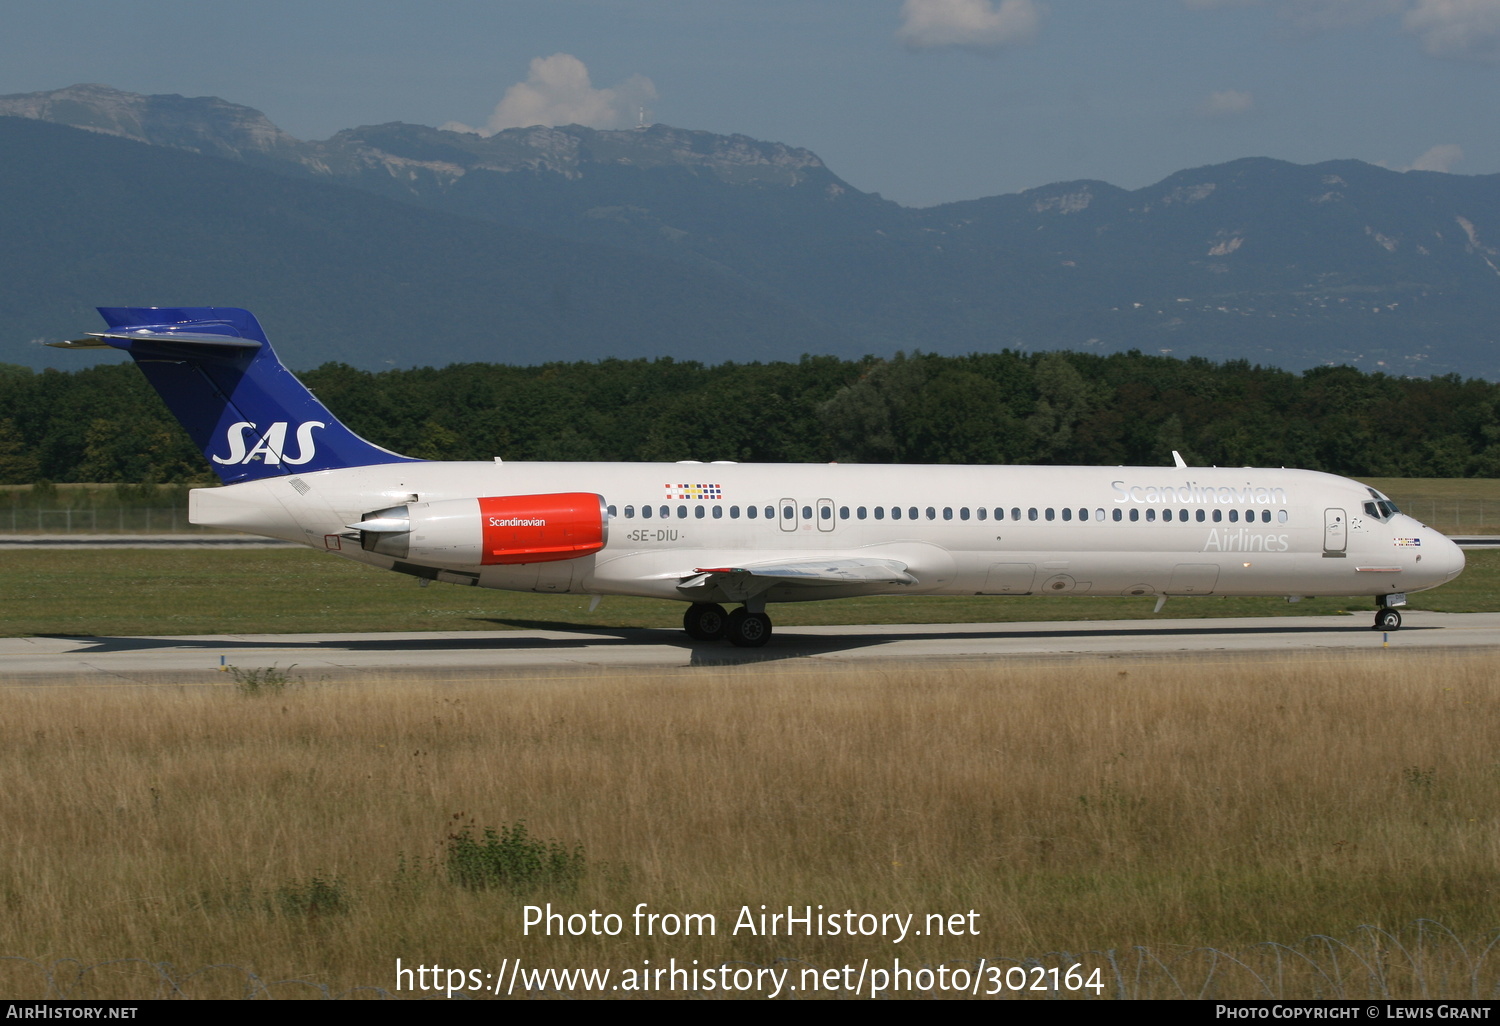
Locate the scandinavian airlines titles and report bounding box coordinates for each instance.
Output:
[1112,479,1289,505]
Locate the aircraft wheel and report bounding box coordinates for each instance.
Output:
[726,608,772,648]
[1374,607,1402,631]
[683,602,729,641]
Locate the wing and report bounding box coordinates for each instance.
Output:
[675,557,917,603]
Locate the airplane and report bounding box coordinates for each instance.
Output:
[52,306,1466,647]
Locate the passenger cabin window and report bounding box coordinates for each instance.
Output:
[730,505,740,518]
[892,507,902,520]
[909,507,919,520]
[875,506,885,520]
[642,505,653,519]
[1129,509,1139,522]
[1112,509,1122,522]
[746,505,757,519]
[1229,510,1239,523]
[625,505,635,518]
[858,507,868,520]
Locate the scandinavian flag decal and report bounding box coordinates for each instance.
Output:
[668,483,723,500]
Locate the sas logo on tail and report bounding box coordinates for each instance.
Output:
[212,421,326,466]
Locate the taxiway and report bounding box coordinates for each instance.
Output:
[5,612,1498,683]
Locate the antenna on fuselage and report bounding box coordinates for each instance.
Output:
[1172,450,1188,469]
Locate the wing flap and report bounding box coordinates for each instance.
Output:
[676,557,916,600]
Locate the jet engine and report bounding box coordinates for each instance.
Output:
[351,492,608,568]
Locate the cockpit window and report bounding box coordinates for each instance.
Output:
[1363,500,1401,522]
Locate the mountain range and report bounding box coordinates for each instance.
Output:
[4,83,1499,376]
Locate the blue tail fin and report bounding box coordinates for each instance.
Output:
[53,307,420,484]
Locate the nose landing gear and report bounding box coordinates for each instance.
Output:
[1373,595,1403,631]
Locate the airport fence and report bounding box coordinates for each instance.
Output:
[0,507,200,533]
[1406,500,1495,533]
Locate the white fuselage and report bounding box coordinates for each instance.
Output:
[189,461,1466,604]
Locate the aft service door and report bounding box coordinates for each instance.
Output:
[1168,563,1220,595]
[980,563,1036,595]
[1324,508,1347,556]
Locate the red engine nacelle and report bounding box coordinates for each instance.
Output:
[356,492,607,568]
[477,493,607,564]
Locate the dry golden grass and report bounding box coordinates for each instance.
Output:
[2,654,1499,999]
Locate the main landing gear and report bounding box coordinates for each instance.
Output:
[683,602,773,648]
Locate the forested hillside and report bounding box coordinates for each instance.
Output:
[7,87,1500,377]
[1,350,1496,484]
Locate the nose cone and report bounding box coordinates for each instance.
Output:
[1437,534,1466,582]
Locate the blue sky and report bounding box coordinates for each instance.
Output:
[4,0,1498,206]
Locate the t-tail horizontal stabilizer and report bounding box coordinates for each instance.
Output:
[51,307,421,484]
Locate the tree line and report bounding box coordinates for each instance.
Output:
[2,349,1498,485]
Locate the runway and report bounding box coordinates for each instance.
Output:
[5,611,1500,683]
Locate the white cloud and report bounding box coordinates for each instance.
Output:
[443,54,658,136]
[1196,89,1256,117]
[898,0,1045,51]
[1277,0,1406,30]
[1184,0,1500,60]
[1179,0,1402,21]
[1406,143,1465,171]
[1403,0,1500,61]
